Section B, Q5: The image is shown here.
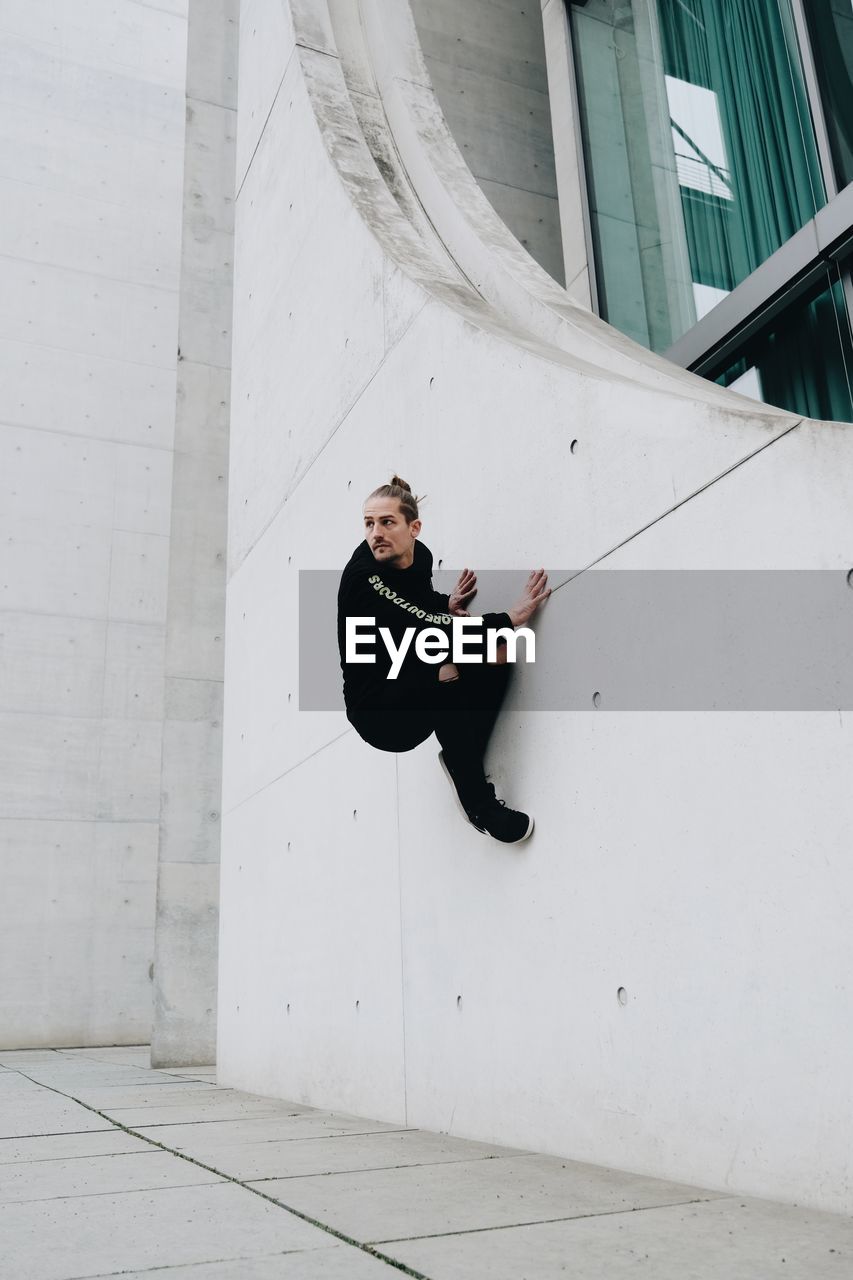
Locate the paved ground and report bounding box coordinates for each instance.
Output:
[1,1047,850,1279]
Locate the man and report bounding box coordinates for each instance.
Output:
[337,476,549,844]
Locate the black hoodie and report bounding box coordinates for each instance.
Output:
[337,539,511,714]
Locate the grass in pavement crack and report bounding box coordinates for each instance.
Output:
[14,1070,433,1280]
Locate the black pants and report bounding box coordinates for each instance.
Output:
[348,662,511,810]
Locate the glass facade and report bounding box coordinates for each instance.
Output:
[716,271,853,421]
[805,1,853,190]
[567,0,853,421]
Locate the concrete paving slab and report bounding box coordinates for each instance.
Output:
[1,1180,338,1280]
[385,1194,853,1280]
[0,1072,43,1093]
[70,1084,221,1107]
[135,1111,407,1150]
[0,1051,68,1066]
[0,1129,154,1165]
[0,1150,223,1205]
[111,1245,400,1279]
[257,1154,725,1244]
[98,1099,293,1126]
[10,1065,193,1089]
[220,1129,525,1182]
[0,1099,112,1139]
[56,1047,153,1067]
[164,1064,217,1075]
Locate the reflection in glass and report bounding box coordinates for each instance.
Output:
[570,0,825,352]
[715,272,853,422]
[804,0,853,190]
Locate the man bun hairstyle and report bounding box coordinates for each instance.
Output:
[367,474,421,524]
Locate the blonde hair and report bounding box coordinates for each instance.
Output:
[366,475,421,524]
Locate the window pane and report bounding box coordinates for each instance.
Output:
[715,271,853,422]
[804,0,853,190]
[570,0,825,352]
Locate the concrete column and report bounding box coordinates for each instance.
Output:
[0,1,188,1048]
[150,0,238,1067]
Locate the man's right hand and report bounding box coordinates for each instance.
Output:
[508,569,551,628]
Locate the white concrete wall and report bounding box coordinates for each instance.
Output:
[0,1,188,1046]
[219,0,853,1213]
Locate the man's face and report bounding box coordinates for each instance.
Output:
[363,497,421,569]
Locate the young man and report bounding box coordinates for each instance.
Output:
[337,476,549,843]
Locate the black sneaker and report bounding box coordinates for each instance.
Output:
[468,790,534,844]
[438,752,534,844]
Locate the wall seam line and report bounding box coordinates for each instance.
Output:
[395,753,409,1127]
[551,417,807,594]
[0,250,182,295]
[230,297,430,575]
[221,728,353,819]
[234,44,297,204]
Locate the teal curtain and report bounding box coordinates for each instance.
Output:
[570,0,825,349]
[659,0,825,293]
[718,273,853,422]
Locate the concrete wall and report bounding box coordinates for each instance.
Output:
[219,0,853,1215]
[0,1,188,1047]
[410,0,565,284]
[150,0,237,1069]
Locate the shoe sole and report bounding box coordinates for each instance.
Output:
[439,751,535,844]
[473,814,534,844]
[438,750,471,823]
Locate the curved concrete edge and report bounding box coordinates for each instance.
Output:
[286,0,796,422]
[346,0,804,418]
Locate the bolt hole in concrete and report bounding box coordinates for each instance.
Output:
[570,439,579,454]
[846,568,853,588]
[592,691,602,708]
[617,987,628,1006]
